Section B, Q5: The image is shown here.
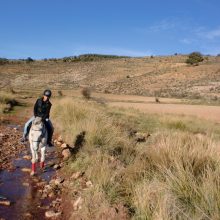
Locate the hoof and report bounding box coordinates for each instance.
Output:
[30,171,35,176]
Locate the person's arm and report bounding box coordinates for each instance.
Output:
[33,99,39,117]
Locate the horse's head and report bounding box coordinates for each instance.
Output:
[30,117,46,148]
[31,117,44,134]
[32,117,43,126]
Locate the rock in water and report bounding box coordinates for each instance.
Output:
[53,164,61,170]
[0,200,11,206]
[45,210,61,218]
[23,155,31,160]
[21,168,31,173]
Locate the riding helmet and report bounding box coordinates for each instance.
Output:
[43,89,52,98]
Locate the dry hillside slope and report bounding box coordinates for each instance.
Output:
[1,55,220,99]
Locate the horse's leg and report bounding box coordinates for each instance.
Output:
[40,144,46,169]
[30,141,37,176]
[36,147,39,162]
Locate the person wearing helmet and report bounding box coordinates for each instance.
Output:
[21,89,54,147]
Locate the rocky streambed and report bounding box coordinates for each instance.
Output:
[0,121,64,220]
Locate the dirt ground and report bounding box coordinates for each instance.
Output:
[62,90,220,122]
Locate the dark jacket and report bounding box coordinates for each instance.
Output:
[34,98,52,121]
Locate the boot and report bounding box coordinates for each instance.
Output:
[48,141,54,147]
[30,163,36,176]
[40,161,45,169]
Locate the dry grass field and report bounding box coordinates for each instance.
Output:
[51,97,220,219]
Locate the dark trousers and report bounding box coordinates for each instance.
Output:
[45,120,54,143]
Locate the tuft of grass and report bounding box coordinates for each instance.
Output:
[0,103,7,114]
[0,91,15,104]
[57,90,63,97]
[0,91,17,114]
[167,120,187,131]
[129,132,220,219]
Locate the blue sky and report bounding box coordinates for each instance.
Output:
[1,0,220,59]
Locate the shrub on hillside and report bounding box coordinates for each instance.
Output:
[63,57,72,62]
[0,92,18,114]
[81,87,91,99]
[26,57,34,63]
[58,90,63,97]
[61,54,130,63]
[0,58,9,65]
[186,52,204,65]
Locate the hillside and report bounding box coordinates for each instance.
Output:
[1,55,220,99]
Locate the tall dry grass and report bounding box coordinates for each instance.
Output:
[0,91,15,114]
[130,132,220,219]
[0,91,15,103]
[52,98,220,219]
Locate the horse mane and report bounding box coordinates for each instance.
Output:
[32,117,43,126]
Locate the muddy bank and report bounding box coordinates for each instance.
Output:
[0,125,26,171]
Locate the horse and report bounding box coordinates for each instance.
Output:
[29,116,48,176]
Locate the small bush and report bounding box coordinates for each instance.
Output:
[0,91,18,114]
[0,58,9,65]
[57,90,63,97]
[155,97,160,103]
[82,87,91,99]
[9,87,16,94]
[26,57,34,63]
[63,57,72,62]
[167,120,187,131]
[186,52,204,65]
[0,103,7,114]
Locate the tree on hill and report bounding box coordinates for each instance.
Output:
[26,57,34,63]
[0,58,9,65]
[186,52,204,66]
